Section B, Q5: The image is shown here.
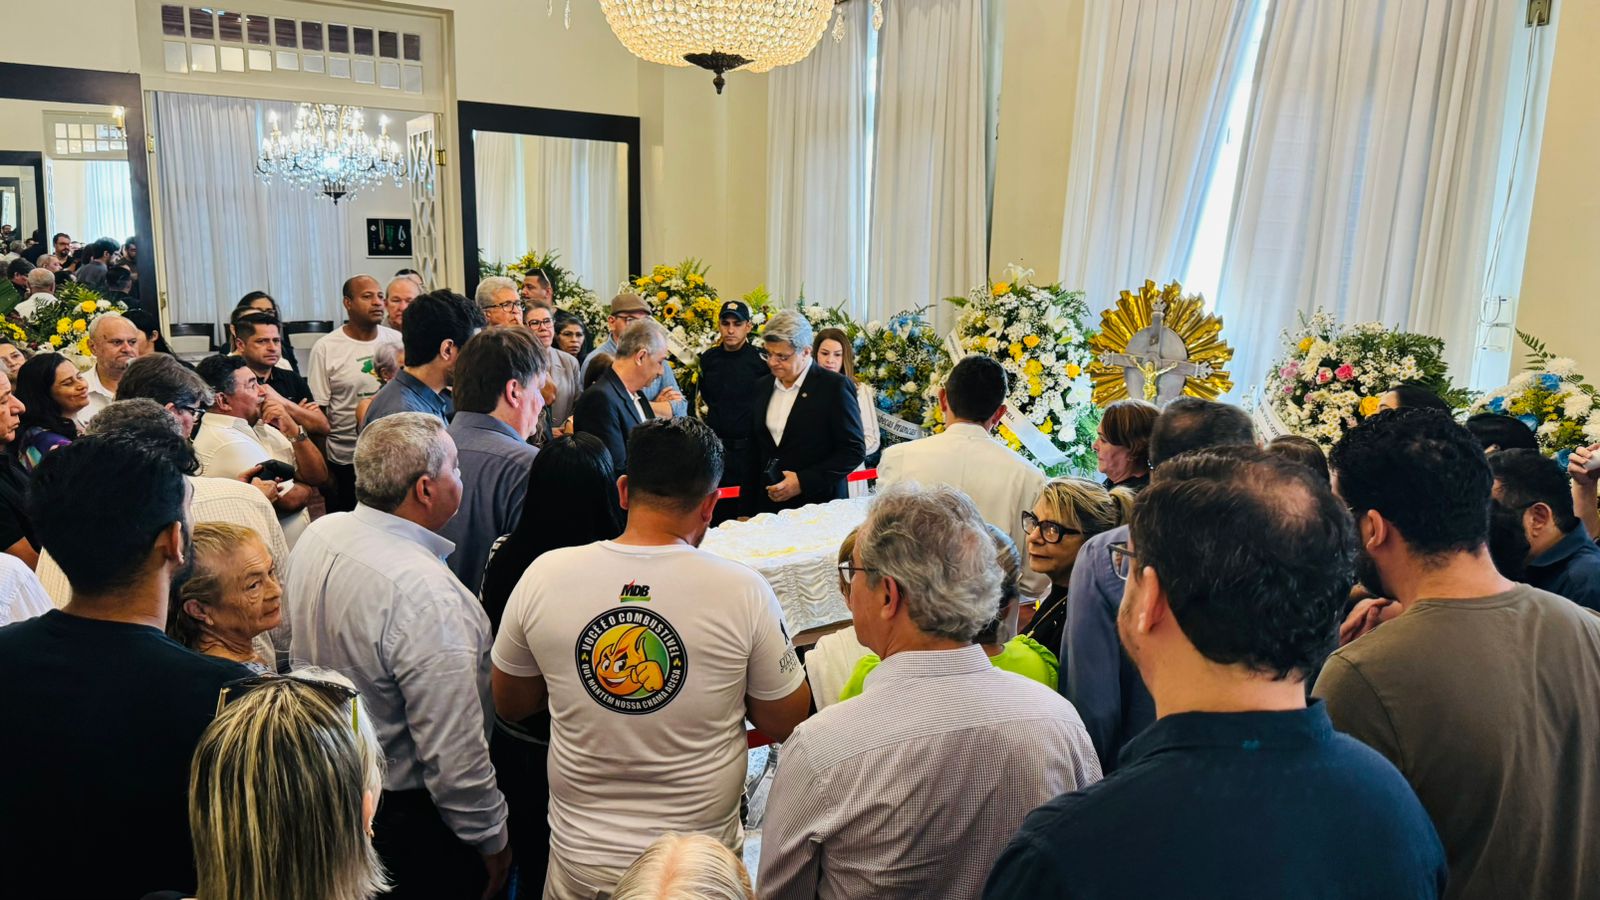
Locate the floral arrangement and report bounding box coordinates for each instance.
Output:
[1264,310,1471,448]
[935,266,1100,472]
[500,249,608,341]
[854,310,947,435]
[12,283,126,359]
[622,259,722,365]
[1471,332,1600,465]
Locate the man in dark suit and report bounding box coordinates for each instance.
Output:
[742,309,865,517]
[573,318,665,474]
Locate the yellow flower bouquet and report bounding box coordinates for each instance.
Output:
[13,282,127,361]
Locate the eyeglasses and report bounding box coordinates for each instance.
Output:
[488,300,520,313]
[836,561,878,583]
[1109,541,1139,581]
[526,316,554,328]
[1021,511,1082,544]
[759,348,796,364]
[216,674,361,731]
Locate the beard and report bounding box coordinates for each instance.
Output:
[1354,546,1389,599]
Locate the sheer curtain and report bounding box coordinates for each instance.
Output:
[523,135,627,296]
[868,0,988,329]
[766,0,870,313]
[82,161,135,241]
[153,92,351,328]
[473,131,527,268]
[1060,0,1263,314]
[1215,0,1517,397]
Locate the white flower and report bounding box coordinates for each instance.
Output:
[1538,420,1561,438]
[902,381,918,392]
[884,349,899,362]
[1548,357,1578,377]
[96,300,110,310]
[1509,372,1535,392]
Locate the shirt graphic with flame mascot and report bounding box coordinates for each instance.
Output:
[592,624,668,698]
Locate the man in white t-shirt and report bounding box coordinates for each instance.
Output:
[493,417,812,899]
[307,274,400,512]
[193,355,329,549]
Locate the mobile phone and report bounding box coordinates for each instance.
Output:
[256,459,297,481]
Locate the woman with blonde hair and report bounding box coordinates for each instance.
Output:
[141,672,389,900]
[167,522,281,673]
[1020,477,1134,653]
[612,832,754,900]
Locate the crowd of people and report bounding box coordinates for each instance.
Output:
[0,269,1598,900]
[0,230,144,314]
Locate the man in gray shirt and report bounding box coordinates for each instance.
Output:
[284,413,511,899]
[441,326,547,594]
[759,483,1101,900]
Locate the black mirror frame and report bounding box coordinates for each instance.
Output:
[456,101,642,298]
[0,63,155,312]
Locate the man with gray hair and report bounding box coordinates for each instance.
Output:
[474,275,524,328]
[573,317,668,473]
[385,274,421,332]
[80,314,143,428]
[584,292,687,417]
[759,483,1101,900]
[284,411,511,899]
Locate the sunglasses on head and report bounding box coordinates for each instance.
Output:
[216,674,361,731]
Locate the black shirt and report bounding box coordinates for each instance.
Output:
[0,454,32,551]
[0,610,250,898]
[984,703,1448,899]
[260,362,313,405]
[697,342,768,443]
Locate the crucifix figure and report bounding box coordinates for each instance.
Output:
[1099,305,1212,405]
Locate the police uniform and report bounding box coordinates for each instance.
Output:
[698,301,768,515]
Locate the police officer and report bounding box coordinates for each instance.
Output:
[698,300,768,522]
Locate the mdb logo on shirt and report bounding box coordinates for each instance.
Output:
[575,606,687,715]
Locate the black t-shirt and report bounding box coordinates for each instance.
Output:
[0,611,249,898]
[698,342,769,442]
[261,363,312,405]
[0,454,32,551]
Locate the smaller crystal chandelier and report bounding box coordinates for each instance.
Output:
[256,103,408,204]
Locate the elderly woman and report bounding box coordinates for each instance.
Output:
[1094,398,1158,490]
[354,341,403,432]
[13,352,88,471]
[813,327,880,497]
[741,309,864,516]
[1022,477,1134,654]
[0,339,29,379]
[839,523,1059,700]
[141,672,389,900]
[166,522,281,673]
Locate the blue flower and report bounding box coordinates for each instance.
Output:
[904,365,917,379]
[1539,373,1562,391]
[1557,449,1573,469]
[1517,414,1539,430]
[1488,396,1505,413]
[876,395,893,411]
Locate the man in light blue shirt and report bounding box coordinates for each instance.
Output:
[584,292,687,417]
[284,412,511,898]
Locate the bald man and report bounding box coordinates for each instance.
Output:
[308,275,401,511]
[386,276,421,333]
[79,315,142,428]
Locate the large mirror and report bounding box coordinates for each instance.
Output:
[0,64,153,310]
[458,102,642,298]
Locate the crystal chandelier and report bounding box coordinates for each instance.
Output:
[548,1,883,94]
[255,103,408,204]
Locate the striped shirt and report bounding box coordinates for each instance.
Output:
[758,644,1102,900]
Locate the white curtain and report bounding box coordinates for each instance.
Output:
[46,160,135,243]
[153,91,351,329]
[473,131,527,268]
[868,0,988,329]
[766,0,870,313]
[524,135,627,297]
[1060,0,1263,314]
[1215,0,1516,398]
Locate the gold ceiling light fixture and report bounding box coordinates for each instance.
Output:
[547,1,882,94]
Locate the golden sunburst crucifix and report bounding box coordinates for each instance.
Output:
[1088,280,1233,406]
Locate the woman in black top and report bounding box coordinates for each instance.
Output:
[1021,477,1133,654]
[1093,398,1158,492]
[480,432,623,899]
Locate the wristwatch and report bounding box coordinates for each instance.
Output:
[288,431,309,444]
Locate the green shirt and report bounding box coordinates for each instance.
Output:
[839,635,1059,701]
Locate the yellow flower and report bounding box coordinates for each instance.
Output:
[1008,342,1024,359]
[49,334,63,347]
[656,291,669,302]
[1039,418,1054,434]
[1024,359,1043,376]
[687,274,705,287]
[663,303,679,320]
[1023,335,1040,349]
[1359,395,1382,417]
[80,300,97,314]
[993,282,1012,296]
[1028,376,1043,398]
[1066,363,1082,379]
[635,277,653,288]
[683,311,696,323]
[76,337,90,356]
[1298,336,1314,353]
[57,318,72,335]
[72,319,87,333]
[653,275,666,284]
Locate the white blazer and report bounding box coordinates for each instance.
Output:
[877,422,1052,603]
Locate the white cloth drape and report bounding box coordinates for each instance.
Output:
[1215,0,1516,398]
[81,161,135,242]
[153,92,351,329]
[868,0,988,329]
[473,131,527,267]
[1060,0,1263,315]
[767,0,870,315]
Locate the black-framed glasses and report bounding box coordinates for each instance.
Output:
[1109,542,1139,581]
[759,348,797,364]
[1021,510,1082,544]
[217,674,361,731]
[526,314,555,328]
[837,561,878,583]
[489,300,520,313]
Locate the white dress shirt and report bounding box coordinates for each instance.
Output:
[284,505,508,853]
[0,554,52,626]
[876,422,1052,602]
[75,366,115,430]
[765,360,812,447]
[192,412,309,547]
